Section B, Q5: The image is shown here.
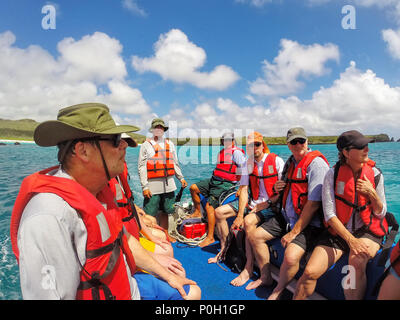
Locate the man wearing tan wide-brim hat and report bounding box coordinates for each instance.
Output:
[10,103,200,300]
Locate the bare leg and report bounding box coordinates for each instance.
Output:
[344,237,380,300]
[199,203,216,247]
[189,184,202,218]
[231,213,264,288]
[268,243,305,300]
[230,236,254,287]
[208,204,237,263]
[294,245,343,300]
[245,225,275,290]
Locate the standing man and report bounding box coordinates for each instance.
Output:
[247,127,329,298]
[10,103,200,300]
[138,118,187,231]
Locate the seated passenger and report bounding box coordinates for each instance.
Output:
[189,132,246,247]
[247,127,329,296]
[294,130,388,300]
[209,132,285,289]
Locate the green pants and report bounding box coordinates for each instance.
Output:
[143,191,175,217]
[196,176,236,209]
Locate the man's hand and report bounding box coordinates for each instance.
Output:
[273,180,286,193]
[143,189,152,199]
[232,216,244,230]
[165,273,197,299]
[281,231,297,248]
[180,179,188,188]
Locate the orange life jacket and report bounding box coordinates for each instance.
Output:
[282,151,329,215]
[248,153,278,200]
[10,166,136,300]
[146,139,175,179]
[213,146,245,182]
[333,159,388,237]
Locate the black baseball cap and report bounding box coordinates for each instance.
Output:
[337,130,373,151]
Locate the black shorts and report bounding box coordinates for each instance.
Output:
[259,215,324,252]
[316,227,384,252]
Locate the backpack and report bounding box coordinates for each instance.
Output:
[219,227,246,273]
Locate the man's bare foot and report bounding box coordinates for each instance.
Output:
[208,251,222,264]
[199,237,215,248]
[230,269,251,287]
[245,276,273,290]
[187,210,202,219]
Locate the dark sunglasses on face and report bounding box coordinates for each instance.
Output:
[97,134,122,148]
[290,138,306,145]
[348,144,368,150]
[248,142,262,148]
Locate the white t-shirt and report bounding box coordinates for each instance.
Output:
[240,153,285,209]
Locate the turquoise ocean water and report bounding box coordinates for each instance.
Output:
[0,142,399,300]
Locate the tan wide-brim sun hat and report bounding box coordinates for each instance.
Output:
[34,103,140,147]
[121,132,138,148]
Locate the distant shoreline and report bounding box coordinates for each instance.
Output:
[0,139,35,144]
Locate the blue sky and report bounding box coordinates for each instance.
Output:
[0,0,400,138]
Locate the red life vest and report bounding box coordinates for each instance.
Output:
[213,146,245,182]
[108,162,140,239]
[333,159,388,237]
[10,166,136,300]
[282,151,329,215]
[146,139,175,179]
[390,241,400,277]
[248,153,278,200]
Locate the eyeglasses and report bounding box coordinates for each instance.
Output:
[247,142,262,148]
[289,138,306,145]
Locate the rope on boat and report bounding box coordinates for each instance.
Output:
[168,204,207,246]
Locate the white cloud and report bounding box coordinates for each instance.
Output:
[162,62,400,138]
[382,28,400,60]
[0,31,151,126]
[57,32,127,83]
[122,0,147,17]
[235,0,273,8]
[131,29,240,90]
[249,39,339,97]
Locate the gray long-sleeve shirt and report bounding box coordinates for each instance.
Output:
[138,137,184,195]
[17,167,140,300]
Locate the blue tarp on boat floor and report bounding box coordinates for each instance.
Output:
[172,241,280,300]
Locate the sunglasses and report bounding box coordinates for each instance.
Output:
[347,144,368,150]
[289,138,306,145]
[97,134,122,148]
[79,134,122,148]
[247,142,262,148]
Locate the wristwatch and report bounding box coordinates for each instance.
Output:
[267,199,273,207]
